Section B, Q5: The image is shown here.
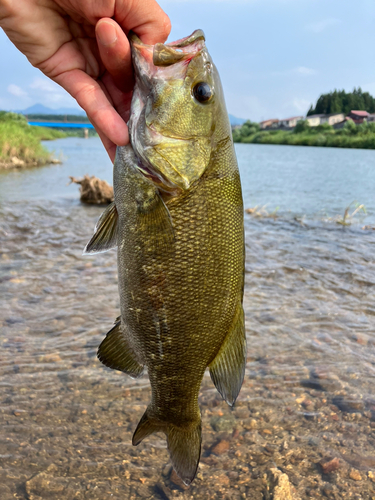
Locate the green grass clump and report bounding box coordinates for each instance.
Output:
[233,119,375,150]
[0,111,65,166]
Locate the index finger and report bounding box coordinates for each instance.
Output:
[114,0,171,44]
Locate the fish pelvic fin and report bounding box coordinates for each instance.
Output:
[97,319,144,378]
[132,408,201,486]
[83,201,118,254]
[209,303,247,406]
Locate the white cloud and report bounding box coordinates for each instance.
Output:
[294,66,316,76]
[28,76,77,107]
[29,77,62,93]
[7,84,28,97]
[306,18,341,34]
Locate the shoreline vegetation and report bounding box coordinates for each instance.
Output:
[0,112,66,169]
[233,119,375,149]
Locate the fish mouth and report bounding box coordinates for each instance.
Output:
[129,29,205,70]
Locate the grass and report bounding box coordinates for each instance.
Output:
[0,111,66,167]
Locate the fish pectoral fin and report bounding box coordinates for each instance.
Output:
[97,319,144,378]
[138,193,175,253]
[133,408,201,486]
[83,201,118,254]
[209,303,247,407]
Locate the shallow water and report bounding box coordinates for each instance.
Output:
[1,138,375,499]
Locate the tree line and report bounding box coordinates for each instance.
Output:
[307,88,375,116]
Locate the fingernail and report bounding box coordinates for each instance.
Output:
[97,22,117,47]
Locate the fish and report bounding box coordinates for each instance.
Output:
[84,29,246,485]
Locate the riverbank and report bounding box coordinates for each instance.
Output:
[0,112,66,169]
[233,120,375,149]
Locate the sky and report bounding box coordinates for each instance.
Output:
[1,0,375,122]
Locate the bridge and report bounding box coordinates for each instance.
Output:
[28,120,94,138]
[27,121,94,129]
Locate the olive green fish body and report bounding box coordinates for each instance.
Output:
[85,29,246,485]
[114,138,243,418]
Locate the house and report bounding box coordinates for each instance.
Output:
[347,110,370,124]
[366,114,375,122]
[321,113,345,126]
[279,116,304,128]
[259,119,279,129]
[306,114,325,127]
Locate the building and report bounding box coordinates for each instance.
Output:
[321,113,345,126]
[259,119,279,129]
[306,114,325,127]
[279,116,304,128]
[368,114,375,122]
[347,110,370,124]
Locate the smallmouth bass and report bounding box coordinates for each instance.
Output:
[85,29,246,485]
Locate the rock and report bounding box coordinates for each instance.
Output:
[0,483,13,500]
[162,464,173,477]
[169,469,189,490]
[210,413,236,432]
[11,156,25,167]
[269,468,301,500]
[155,482,173,500]
[69,175,114,204]
[210,439,231,456]
[349,469,362,481]
[50,158,62,164]
[320,457,340,474]
[25,465,71,499]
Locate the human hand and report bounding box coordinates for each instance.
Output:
[0,0,171,160]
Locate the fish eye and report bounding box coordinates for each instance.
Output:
[192,82,213,103]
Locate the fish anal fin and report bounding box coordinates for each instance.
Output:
[97,319,144,378]
[84,201,118,254]
[209,303,246,406]
[132,407,201,486]
[132,409,161,446]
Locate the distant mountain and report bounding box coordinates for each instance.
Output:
[17,103,86,116]
[228,114,248,126]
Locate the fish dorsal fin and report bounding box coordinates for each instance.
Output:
[83,201,118,254]
[209,303,246,406]
[97,319,144,378]
[137,192,175,254]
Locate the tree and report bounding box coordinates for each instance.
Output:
[309,88,375,115]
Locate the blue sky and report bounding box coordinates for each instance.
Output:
[1,0,374,121]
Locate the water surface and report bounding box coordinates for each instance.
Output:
[1,138,375,499]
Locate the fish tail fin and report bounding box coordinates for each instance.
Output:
[132,407,201,486]
[167,419,202,486]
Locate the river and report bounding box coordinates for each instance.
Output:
[1,138,375,499]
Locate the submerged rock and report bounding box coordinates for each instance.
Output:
[69,175,114,205]
[269,468,301,500]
